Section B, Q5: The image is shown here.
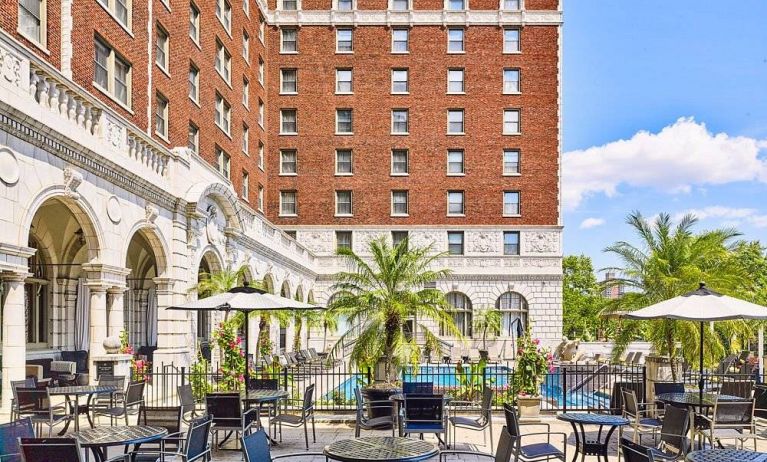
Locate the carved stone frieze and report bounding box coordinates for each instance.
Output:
[145,203,159,224]
[522,231,560,254]
[0,46,22,88]
[300,231,333,254]
[63,166,83,199]
[468,231,499,253]
[105,118,124,148]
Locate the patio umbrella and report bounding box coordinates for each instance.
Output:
[621,282,767,401]
[168,282,323,386]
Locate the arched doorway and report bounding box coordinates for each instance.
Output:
[124,229,165,356]
[196,250,222,359]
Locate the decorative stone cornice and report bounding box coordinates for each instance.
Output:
[316,273,562,282]
[266,8,562,26]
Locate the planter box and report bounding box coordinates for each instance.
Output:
[517,395,542,419]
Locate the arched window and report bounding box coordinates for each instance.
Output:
[442,292,472,337]
[496,291,528,336]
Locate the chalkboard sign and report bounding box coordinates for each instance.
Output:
[95,361,114,379]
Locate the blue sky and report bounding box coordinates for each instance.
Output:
[562,1,767,273]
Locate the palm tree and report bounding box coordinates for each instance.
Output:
[329,237,460,383]
[197,265,249,322]
[601,211,751,370]
[473,308,502,352]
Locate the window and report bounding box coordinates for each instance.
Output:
[447,150,464,175]
[443,292,471,336]
[391,0,408,10]
[258,184,264,210]
[258,58,264,84]
[94,37,131,106]
[242,124,249,154]
[337,0,353,10]
[391,190,408,216]
[280,191,297,215]
[504,28,520,53]
[281,109,297,134]
[280,149,297,174]
[502,0,519,9]
[259,16,265,42]
[243,0,249,15]
[448,191,464,215]
[336,191,353,216]
[503,231,520,255]
[188,64,199,102]
[392,29,409,53]
[97,0,129,28]
[447,28,464,52]
[19,0,46,46]
[497,292,528,336]
[336,231,352,251]
[282,0,297,9]
[258,99,264,126]
[336,69,353,93]
[155,92,168,137]
[447,232,464,256]
[504,191,520,216]
[189,2,200,42]
[281,69,297,93]
[392,231,408,247]
[503,150,520,175]
[216,147,231,179]
[188,123,199,154]
[154,25,169,70]
[391,149,408,175]
[216,0,231,32]
[243,31,250,61]
[336,28,353,52]
[391,69,408,93]
[503,68,520,94]
[214,94,231,133]
[336,149,353,175]
[336,109,353,134]
[258,142,264,168]
[503,109,520,134]
[281,28,297,52]
[242,78,249,107]
[242,171,250,199]
[447,109,464,134]
[215,40,231,82]
[447,0,465,10]
[391,110,409,134]
[447,68,464,93]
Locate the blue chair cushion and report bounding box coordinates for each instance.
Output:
[404,422,444,431]
[638,417,663,427]
[520,443,564,459]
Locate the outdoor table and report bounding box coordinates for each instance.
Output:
[49,385,118,433]
[389,393,453,444]
[655,392,746,449]
[244,389,289,442]
[686,449,767,462]
[324,436,438,462]
[74,425,167,462]
[556,412,629,462]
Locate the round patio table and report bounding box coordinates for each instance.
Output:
[556,413,629,462]
[686,449,767,462]
[75,425,167,462]
[324,436,438,462]
[49,385,117,433]
[655,392,746,449]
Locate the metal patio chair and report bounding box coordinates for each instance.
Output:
[353,386,395,437]
[503,403,566,462]
[622,388,662,443]
[449,386,494,449]
[272,384,316,449]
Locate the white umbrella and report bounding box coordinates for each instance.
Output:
[622,283,767,399]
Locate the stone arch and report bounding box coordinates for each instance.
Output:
[184,182,245,232]
[495,291,529,336]
[262,273,275,295]
[295,285,304,302]
[123,224,170,279]
[280,280,292,299]
[307,290,315,304]
[196,246,224,276]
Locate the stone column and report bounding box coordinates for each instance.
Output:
[1,272,29,410]
[88,283,109,378]
[107,287,126,338]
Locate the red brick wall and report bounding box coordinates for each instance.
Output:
[1,0,61,68]
[266,24,559,226]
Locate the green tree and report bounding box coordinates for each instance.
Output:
[473,308,501,351]
[563,255,609,340]
[329,237,459,383]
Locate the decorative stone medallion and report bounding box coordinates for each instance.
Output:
[106,195,122,223]
[0,147,20,185]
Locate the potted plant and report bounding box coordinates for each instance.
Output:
[511,327,554,418]
[473,308,501,361]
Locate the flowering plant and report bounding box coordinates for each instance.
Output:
[213,319,246,390]
[119,330,134,355]
[132,357,150,382]
[511,327,554,397]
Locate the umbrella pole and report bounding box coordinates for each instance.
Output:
[244,311,250,389]
[699,321,704,402]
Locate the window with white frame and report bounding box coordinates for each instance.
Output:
[391,69,408,93]
[391,149,408,175]
[503,191,520,216]
[336,28,353,52]
[216,0,231,32]
[447,232,464,256]
[392,28,409,53]
[447,28,464,52]
[97,0,129,29]
[391,110,409,134]
[282,0,297,9]
[242,124,249,154]
[337,0,353,10]
[215,40,231,82]
[214,93,231,133]
[447,0,464,10]
[503,68,520,94]
[280,191,297,215]
[258,57,264,84]
[281,27,297,52]
[188,123,199,154]
[19,0,46,46]
[503,149,520,175]
[94,37,131,106]
[447,109,464,134]
[447,68,464,93]
[155,92,168,137]
[336,109,353,134]
[281,109,297,134]
[280,150,297,174]
[258,142,264,169]
[242,31,250,61]
[392,231,408,247]
[447,150,464,175]
[242,78,249,107]
[188,64,199,102]
[391,190,408,216]
[443,292,471,336]
[336,231,352,251]
[335,191,353,216]
[497,291,527,335]
[503,231,520,256]
[502,0,519,10]
[448,191,464,215]
[259,16,265,42]
[391,0,408,10]
[189,2,200,42]
[242,170,250,199]
[216,147,231,179]
[281,69,297,93]
[243,0,249,15]
[503,109,520,134]
[503,28,520,53]
[258,99,265,126]
[257,184,264,210]
[336,68,353,93]
[336,149,353,175]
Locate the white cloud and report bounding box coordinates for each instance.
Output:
[563,118,767,210]
[673,206,767,229]
[579,217,606,229]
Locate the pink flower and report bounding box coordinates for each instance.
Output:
[236,337,242,344]
[533,338,540,345]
